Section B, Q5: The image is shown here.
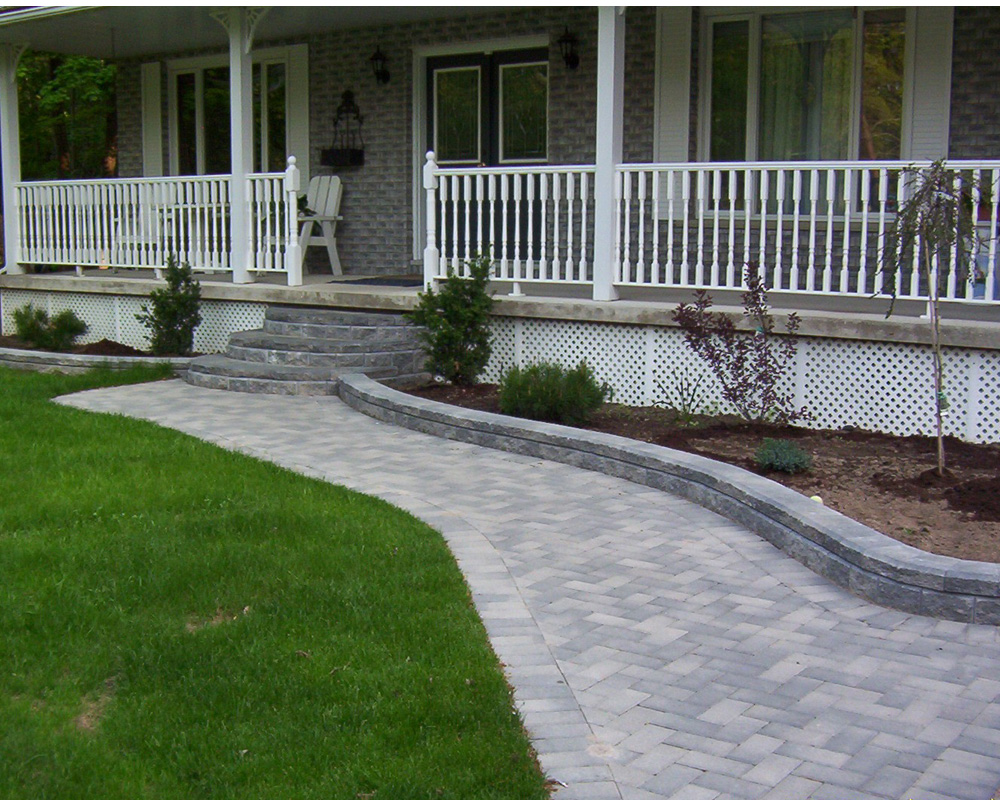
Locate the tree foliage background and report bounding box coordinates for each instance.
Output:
[16,51,117,180]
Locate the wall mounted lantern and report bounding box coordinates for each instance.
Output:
[558,27,579,70]
[321,90,365,167]
[370,45,390,85]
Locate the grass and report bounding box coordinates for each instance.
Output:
[0,367,548,800]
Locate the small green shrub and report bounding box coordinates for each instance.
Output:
[754,438,812,474]
[13,304,88,351]
[136,258,202,355]
[406,254,494,385]
[499,361,612,425]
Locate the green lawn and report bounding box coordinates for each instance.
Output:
[0,367,548,800]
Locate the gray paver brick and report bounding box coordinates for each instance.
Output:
[58,381,1000,800]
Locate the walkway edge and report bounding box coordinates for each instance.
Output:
[338,375,1000,625]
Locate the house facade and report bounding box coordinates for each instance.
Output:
[0,6,997,443]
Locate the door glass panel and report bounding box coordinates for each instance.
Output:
[709,20,749,161]
[435,67,480,164]
[499,62,547,162]
[859,9,905,160]
[266,63,287,172]
[759,11,853,161]
[176,72,197,175]
[203,66,231,174]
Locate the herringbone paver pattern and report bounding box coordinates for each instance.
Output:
[59,381,1000,800]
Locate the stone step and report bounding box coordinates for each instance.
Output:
[262,317,423,344]
[265,305,415,327]
[182,303,428,396]
[229,329,422,356]
[226,339,424,372]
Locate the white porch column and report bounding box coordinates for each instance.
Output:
[592,6,624,302]
[221,8,257,284]
[0,44,24,274]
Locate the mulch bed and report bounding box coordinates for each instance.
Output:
[0,334,151,357]
[407,383,1000,564]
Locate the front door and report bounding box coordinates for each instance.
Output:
[427,49,548,270]
[427,48,548,168]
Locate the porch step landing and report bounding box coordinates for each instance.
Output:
[185,306,427,395]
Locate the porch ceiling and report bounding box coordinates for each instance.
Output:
[0,6,498,58]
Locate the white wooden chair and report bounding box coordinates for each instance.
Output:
[298,175,343,275]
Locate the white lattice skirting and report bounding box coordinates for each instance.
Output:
[1,289,997,443]
[0,289,265,355]
[483,317,1000,444]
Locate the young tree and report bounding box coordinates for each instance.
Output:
[880,160,979,476]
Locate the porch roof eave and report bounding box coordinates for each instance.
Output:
[0,5,502,59]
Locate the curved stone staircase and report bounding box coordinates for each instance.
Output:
[185,305,427,394]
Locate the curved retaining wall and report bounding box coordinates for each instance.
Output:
[338,375,1000,625]
[0,347,189,375]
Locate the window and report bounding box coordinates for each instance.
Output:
[168,46,306,176]
[428,48,548,167]
[703,9,908,162]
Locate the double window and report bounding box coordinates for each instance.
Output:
[168,45,307,176]
[703,9,908,162]
[429,48,548,166]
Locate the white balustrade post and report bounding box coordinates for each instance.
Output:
[284,156,302,286]
[422,150,440,290]
[0,44,24,274]
[592,6,624,302]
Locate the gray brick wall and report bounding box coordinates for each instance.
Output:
[115,62,143,177]
[949,7,1000,159]
[113,8,662,275]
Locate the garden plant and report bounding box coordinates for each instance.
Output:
[407,254,494,385]
[499,360,612,425]
[880,160,981,476]
[673,262,809,424]
[136,257,203,356]
[12,303,88,351]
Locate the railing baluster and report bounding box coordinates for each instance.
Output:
[538,173,548,280]
[637,170,647,284]
[463,174,472,265]
[757,168,768,284]
[579,171,589,282]
[858,169,871,295]
[551,173,561,282]
[988,169,1000,301]
[807,169,819,292]
[665,169,675,285]
[500,174,510,278]
[621,170,632,283]
[710,169,720,286]
[840,168,852,293]
[681,170,691,285]
[651,169,661,285]
[695,170,706,285]
[774,169,785,290]
[790,169,802,290]
[565,172,575,281]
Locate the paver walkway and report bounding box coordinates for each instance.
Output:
[59,380,1000,800]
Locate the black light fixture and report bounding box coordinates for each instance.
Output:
[557,27,579,70]
[370,45,390,85]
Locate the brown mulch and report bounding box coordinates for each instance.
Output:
[0,334,151,357]
[407,383,1000,564]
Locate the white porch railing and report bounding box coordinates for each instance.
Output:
[615,160,1000,303]
[14,159,303,284]
[423,153,596,290]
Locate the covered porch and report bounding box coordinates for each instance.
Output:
[0,7,997,316]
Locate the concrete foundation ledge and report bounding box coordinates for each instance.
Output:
[338,374,1000,625]
[0,346,189,375]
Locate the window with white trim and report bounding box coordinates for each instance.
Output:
[701,9,908,162]
[168,45,307,176]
